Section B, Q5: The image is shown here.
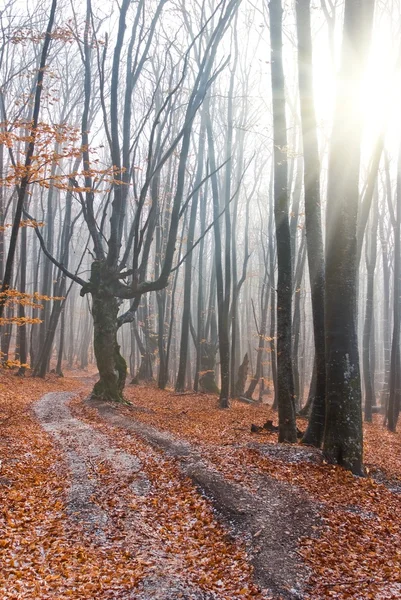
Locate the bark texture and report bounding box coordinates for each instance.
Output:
[323,0,375,474]
[90,262,127,402]
[269,0,297,442]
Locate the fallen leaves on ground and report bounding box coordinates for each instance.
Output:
[0,373,152,599]
[0,373,265,599]
[71,393,266,599]
[4,372,401,599]
[118,384,401,599]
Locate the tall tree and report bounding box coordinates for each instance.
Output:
[268,0,297,442]
[0,0,57,319]
[28,0,240,401]
[175,109,207,391]
[207,116,230,407]
[363,191,379,422]
[295,0,326,446]
[387,144,401,431]
[323,0,375,473]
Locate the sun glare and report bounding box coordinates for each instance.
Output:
[312,16,401,150]
[361,24,401,145]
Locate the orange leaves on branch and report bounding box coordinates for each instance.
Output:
[8,27,75,45]
[0,220,45,232]
[0,288,63,307]
[0,118,129,200]
[0,316,42,327]
[0,289,64,328]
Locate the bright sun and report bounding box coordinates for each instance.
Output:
[313,13,401,151]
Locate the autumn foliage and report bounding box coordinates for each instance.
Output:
[1,372,401,598]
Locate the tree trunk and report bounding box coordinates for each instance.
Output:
[207,117,230,408]
[268,184,278,410]
[379,205,391,416]
[363,195,378,422]
[199,342,219,394]
[92,293,127,402]
[269,0,297,442]
[295,0,326,447]
[245,282,269,400]
[387,144,401,431]
[16,226,28,375]
[56,305,65,376]
[176,110,206,391]
[235,353,249,398]
[0,131,4,283]
[194,178,208,392]
[323,0,374,474]
[292,236,306,410]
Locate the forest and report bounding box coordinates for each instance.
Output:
[1,0,401,598]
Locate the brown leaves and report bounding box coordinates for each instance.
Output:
[72,394,265,599]
[0,374,137,599]
[120,385,401,599]
[6,374,401,599]
[0,374,265,599]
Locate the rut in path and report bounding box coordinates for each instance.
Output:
[86,396,320,600]
[34,389,319,600]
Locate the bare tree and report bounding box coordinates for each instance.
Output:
[268,0,297,442]
[323,0,375,474]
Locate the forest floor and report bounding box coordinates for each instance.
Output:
[1,372,401,599]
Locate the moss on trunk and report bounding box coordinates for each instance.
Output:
[90,262,127,402]
[199,342,219,394]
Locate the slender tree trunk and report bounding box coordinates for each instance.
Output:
[388,144,401,431]
[295,0,326,446]
[268,184,278,410]
[379,207,391,415]
[29,191,41,368]
[132,301,154,384]
[80,308,92,370]
[0,134,4,282]
[299,360,316,417]
[231,175,250,397]
[16,226,28,375]
[67,292,75,368]
[207,118,230,408]
[194,186,207,392]
[292,236,306,410]
[245,284,269,400]
[363,195,378,422]
[269,0,297,441]
[176,111,206,391]
[56,304,65,376]
[37,156,58,373]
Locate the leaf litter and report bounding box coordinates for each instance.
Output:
[2,373,401,599]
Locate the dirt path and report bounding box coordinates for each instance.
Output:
[34,391,225,599]
[85,397,320,599]
[33,389,319,599]
[33,392,149,536]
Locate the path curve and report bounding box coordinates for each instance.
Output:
[33,391,230,599]
[33,389,319,599]
[86,397,320,600]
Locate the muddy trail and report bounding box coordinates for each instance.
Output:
[33,388,320,600]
